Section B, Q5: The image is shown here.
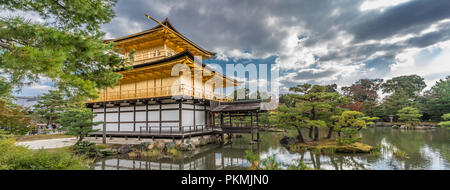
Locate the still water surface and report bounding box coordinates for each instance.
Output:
[91,127,450,170]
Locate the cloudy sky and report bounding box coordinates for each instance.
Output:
[13,0,450,96]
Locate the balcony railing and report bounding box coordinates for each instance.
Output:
[91,84,232,102]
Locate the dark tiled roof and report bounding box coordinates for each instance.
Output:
[211,100,268,113]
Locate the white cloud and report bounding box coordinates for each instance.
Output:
[359,0,412,12]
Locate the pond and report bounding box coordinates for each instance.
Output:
[90,127,450,170]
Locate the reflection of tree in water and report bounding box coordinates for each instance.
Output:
[361,127,450,169]
[91,129,450,170]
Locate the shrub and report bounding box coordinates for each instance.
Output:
[0,138,88,170]
[72,140,101,158]
[439,113,450,128]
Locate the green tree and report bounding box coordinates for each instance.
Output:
[288,84,341,141]
[58,106,100,142]
[438,113,450,128]
[381,90,412,121]
[421,76,450,120]
[280,84,340,141]
[342,78,383,102]
[397,107,422,127]
[0,99,35,135]
[333,111,368,144]
[381,75,426,99]
[0,76,13,103]
[33,90,67,127]
[0,0,131,100]
[272,105,309,143]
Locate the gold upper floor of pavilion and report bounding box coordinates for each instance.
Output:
[89,18,238,103]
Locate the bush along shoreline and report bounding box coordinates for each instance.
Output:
[0,138,90,170]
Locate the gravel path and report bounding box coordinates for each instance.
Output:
[16,138,77,150]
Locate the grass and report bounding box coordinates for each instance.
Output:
[0,138,89,170]
[16,134,75,142]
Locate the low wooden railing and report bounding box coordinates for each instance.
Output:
[91,84,232,102]
[138,125,212,135]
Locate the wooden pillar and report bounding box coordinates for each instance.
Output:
[133,102,136,132]
[179,101,182,133]
[146,101,149,132]
[220,113,224,143]
[102,103,106,144]
[159,101,162,130]
[229,112,232,127]
[251,112,254,142]
[118,105,121,132]
[256,112,260,142]
[220,113,224,127]
[193,101,196,132]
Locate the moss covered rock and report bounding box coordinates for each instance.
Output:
[289,140,373,154]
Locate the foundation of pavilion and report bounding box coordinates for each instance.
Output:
[87,97,267,144]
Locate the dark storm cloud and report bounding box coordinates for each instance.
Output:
[351,0,450,42]
[102,0,450,85]
[292,70,338,80]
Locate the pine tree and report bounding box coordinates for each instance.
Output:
[33,90,67,128]
[397,107,422,127]
[0,0,132,100]
[58,106,100,142]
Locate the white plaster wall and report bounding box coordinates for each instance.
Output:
[135,112,146,121]
[106,113,118,122]
[135,124,147,132]
[106,107,118,112]
[136,105,146,110]
[106,123,118,131]
[93,124,102,131]
[93,108,103,113]
[120,112,134,122]
[93,114,104,122]
[148,123,160,133]
[120,107,134,111]
[148,105,160,110]
[195,111,205,125]
[182,104,194,109]
[162,104,179,109]
[162,110,179,121]
[120,123,133,131]
[162,122,179,133]
[148,111,159,121]
[182,110,194,127]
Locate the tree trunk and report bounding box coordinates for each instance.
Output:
[296,127,305,143]
[327,127,334,139]
[308,127,313,139]
[314,127,319,141]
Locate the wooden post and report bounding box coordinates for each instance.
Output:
[146,101,149,132]
[220,113,224,143]
[179,101,182,133]
[133,102,136,132]
[229,112,232,127]
[118,105,121,132]
[102,103,106,144]
[193,101,196,132]
[256,112,260,142]
[251,112,254,142]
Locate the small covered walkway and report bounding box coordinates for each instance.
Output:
[210,100,268,143]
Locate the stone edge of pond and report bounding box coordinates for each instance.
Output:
[97,135,224,160]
